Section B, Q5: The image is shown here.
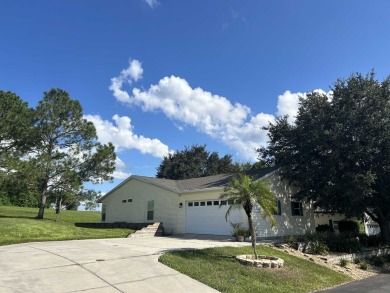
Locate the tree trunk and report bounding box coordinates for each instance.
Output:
[37,193,47,219]
[55,197,62,214]
[378,219,390,245]
[247,212,257,259]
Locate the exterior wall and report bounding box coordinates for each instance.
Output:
[178,173,316,237]
[101,172,316,237]
[253,173,316,238]
[364,217,380,236]
[100,179,180,233]
[314,213,346,230]
[314,213,381,235]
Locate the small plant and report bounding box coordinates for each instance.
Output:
[353,258,362,264]
[307,241,328,255]
[339,258,348,267]
[236,228,246,237]
[283,235,297,245]
[359,261,368,270]
[230,222,242,237]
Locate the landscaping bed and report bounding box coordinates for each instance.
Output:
[273,243,390,281]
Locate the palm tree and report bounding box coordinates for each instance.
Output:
[221,173,277,258]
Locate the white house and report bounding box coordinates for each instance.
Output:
[98,167,316,237]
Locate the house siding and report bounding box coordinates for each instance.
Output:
[252,173,316,238]
[100,179,180,233]
[101,171,316,237]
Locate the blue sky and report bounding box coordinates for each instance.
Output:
[1,0,390,194]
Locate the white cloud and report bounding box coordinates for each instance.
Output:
[113,157,131,179]
[141,0,159,8]
[109,59,333,161]
[84,114,170,158]
[276,90,303,124]
[109,60,275,160]
[109,59,143,103]
[277,89,331,123]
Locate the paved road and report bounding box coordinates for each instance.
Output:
[316,274,390,293]
[0,235,249,293]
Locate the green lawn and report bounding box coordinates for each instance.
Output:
[0,206,133,246]
[159,245,351,293]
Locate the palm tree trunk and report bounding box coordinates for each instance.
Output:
[247,212,257,259]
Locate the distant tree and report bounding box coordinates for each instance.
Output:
[0,163,39,207]
[220,174,277,258]
[0,91,34,169]
[0,91,37,206]
[30,89,116,219]
[259,72,390,244]
[156,145,239,179]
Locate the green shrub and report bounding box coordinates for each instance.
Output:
[339,259,348,267]
[316,224,333,233]
[307,241,328,255]
[359,261,368,270]
[369,256,385,267]
[384,254,390,262]
[325,233,362,253]
[283,235,297,245]
[358,234,383,247]
[338,220,360,235]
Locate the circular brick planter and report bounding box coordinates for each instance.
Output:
[236,254,284,268]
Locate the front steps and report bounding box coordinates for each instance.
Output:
[128,222,164,238]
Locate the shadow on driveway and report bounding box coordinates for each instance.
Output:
[316,274,390,293]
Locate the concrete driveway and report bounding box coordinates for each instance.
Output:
[0,235,249,293]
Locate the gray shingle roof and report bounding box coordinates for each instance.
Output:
[132,166,278,193]
[98,166,278,202]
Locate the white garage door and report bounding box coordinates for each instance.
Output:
[185,199,244,235]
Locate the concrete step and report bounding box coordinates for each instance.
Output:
[128,222,164,238]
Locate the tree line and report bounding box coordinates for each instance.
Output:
[0,89,116,218]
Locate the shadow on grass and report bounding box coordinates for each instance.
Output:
[0,215,37,220]
[74,222,145,229]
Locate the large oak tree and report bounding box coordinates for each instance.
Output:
[156,145,240,179]
[259,72,390,243]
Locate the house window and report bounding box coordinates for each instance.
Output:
[200,202,205,206]
[274,200,282,215]
[147,200,154,221]
[102,205,106,221]
[188,202,193,207]
[194,202,199,206]
[207,201,212,206]
[291,201,303,216]
[213,200,219,205]
[128,199,132,202]
[220,200,227,205]
[122,199,126,203]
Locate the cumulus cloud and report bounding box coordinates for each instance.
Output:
[113,157,131,179]
[109,59,332,160]
[141,0,159,8]
[84,114,170,158]
[109,60,275,160]
[277,89,331,123]
[109,59,143,103]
